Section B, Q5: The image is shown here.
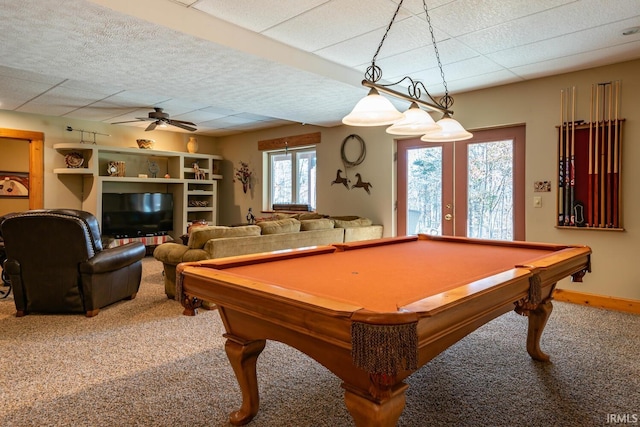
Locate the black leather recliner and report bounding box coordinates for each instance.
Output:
[0,209,146,317]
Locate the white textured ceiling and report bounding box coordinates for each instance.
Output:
[0,0,639,136]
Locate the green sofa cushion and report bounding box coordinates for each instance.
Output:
[331,216,373,228]
[188,225,261,249]
[256,218,301,235]
[300,218,335,231]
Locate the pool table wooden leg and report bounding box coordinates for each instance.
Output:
[343,382,408,427]
[224,335,266,426]
[526,298,553,362]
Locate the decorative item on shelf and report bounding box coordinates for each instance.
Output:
[107,161,119,177]
[192,162,206,180]
[116,161,126,177]
[188,200,209,207]
[246,207,256,225]
[341,0,471,142]
[64,152,84,168]
[147,160,160,178]
[164,173,170,179]
[351,173,373,195]
[136,139,154,149]
[187,136,199,153]
[234,161,252,194]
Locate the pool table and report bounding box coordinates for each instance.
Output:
[177,234,591,426]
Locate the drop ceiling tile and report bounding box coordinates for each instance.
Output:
[445,69,524,94]
[487,19,640,68]
[427,0,575,37]
[316,15,443,68]
[65,105,141,122]
[262,0,411,52]
[458,0,640,54]
[59,79,123,97]
[16,84,117,116]
[0,76,58,110]
[510,41,640,80]
[171,109,229,123]
[194,0,330,32]
[0,65,65,85]
[376,38,481,82]
[234,112,278,122]
[100,91,170,108]
[395,0,468,16]
[154,99,212,115]
[199,115,258,127]
[412,56,506,88]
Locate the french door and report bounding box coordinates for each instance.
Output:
[397,125,525,240]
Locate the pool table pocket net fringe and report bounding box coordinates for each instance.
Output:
[514,273,542,316]
[351,322,418,376]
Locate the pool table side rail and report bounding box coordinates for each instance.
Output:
[400,244,592,316]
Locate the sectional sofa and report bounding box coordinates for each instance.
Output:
[154,214,383,299]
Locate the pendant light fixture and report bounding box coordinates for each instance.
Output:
[386,102,440,135]
[342,0,472,142]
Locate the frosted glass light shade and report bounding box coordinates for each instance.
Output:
[342,88,403,126]
[386,102,441,135]
[421,114,472,142]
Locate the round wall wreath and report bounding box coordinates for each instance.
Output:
[340,134,366,168]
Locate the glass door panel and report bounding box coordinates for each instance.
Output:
[466,140,514,240]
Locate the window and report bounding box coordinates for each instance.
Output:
[267,147,316,210]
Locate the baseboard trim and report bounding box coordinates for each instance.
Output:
[553,289,640,315]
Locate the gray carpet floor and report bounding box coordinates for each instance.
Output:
[0,257,638,427]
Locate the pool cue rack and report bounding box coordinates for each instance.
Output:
[557,81,625,230]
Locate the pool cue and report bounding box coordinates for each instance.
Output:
[564,87,571,225]
[587,85,593,227]
[607,81,613,227]
[569,86,576,225]
[612,80,620,228]
[599,83,608,227]
[558,89,565,225]
[593,84,600,227]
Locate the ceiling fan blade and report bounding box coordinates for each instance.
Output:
[167,121,197,132]
[169,119,197,126]
[145,121,158,131]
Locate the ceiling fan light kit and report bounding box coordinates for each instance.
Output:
[342,0,472,143]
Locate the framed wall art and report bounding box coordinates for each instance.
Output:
[0,172,29,197]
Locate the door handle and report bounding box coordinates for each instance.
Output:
[444,213,453,221]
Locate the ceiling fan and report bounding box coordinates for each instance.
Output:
[112,107,197,132]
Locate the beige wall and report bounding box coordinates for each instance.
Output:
[0,59,638,301]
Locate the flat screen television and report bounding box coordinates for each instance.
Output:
[102,192,173,238]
